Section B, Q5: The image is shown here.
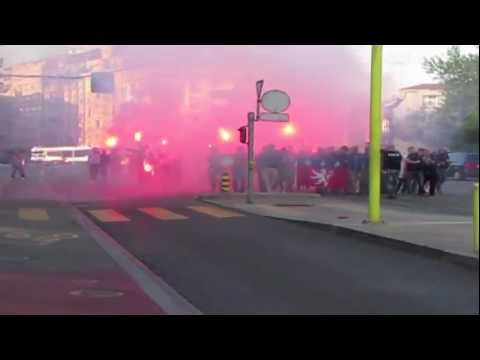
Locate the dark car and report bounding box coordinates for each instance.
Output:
[448,152,479,180]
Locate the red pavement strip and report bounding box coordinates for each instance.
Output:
[0,271,165,315]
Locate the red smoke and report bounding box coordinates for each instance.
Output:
[100,46,377,195]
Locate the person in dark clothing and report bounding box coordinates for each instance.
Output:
[232,146,247,192]
[125,145,148,183]
[99,149,110,181]
[296,150,313,191]
[311,147,325,171]
[336,146,350,168]
[381,145,402,199]
[10,150,26,179]
[348,146,363,194]
[359,143,370,195]
[405,146,424,195]
[324,147,336,170]
[88,148,101,181]
[261,145,281,192]
[277,147,295,192]
[422,149,438,196]
[416,148,428,195]
[327,146,350,195]
[434,147,450,194]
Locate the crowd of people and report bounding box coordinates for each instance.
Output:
[208,144,452,198]
[87,145,181,184]
[5,143,451,199]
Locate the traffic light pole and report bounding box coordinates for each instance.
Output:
[368,45,383,223]
[247,111,255,204]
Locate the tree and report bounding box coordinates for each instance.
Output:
[423,46,479,150]
[395,109,456,150]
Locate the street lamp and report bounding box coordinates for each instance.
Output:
[282,123,296,136]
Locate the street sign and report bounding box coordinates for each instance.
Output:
[258,112,289,122]
[261,89,290,113]
[91,72,114,93]
[256,80,264,98]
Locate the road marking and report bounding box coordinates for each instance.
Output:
[18,208,50,221]
[67,205,201,315]
[138,207,188,221]
[188,205,244,218]
[88,209,130,223]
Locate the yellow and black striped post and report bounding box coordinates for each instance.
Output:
[221,172,231,193]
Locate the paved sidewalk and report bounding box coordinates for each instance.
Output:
[200,192,479,262]
[0,199,165,314]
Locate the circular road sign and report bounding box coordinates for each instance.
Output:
[261,90,290,113]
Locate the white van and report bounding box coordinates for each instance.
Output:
[30,146,92,164]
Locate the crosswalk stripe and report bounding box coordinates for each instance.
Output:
[188,205,244,218]
[138,207,188,221]
[88,209,131,222]
[18,208,49,221]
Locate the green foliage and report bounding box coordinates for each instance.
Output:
[395,110,456,150]
[423,46,479,148]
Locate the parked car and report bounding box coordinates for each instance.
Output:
[448,152,479,180]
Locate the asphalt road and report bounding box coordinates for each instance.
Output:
[0,199,163,314]
[79,195,479,315]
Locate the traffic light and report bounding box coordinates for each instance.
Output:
[238,126,248,144]
[91,72,114,93]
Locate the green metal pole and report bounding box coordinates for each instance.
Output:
[473,183,479,252]
[368,45,383,223]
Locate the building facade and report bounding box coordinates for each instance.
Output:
[0,47,117,148]
[396,83,445,117]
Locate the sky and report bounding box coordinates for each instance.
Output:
[351,45,478,92]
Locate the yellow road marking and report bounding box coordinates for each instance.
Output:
[188,205,244,218]
[18,208,49,221]
[138,207,188,220]
[88,209,130,222]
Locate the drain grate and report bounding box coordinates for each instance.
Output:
[275,203,313,207]
[69,289,124,298]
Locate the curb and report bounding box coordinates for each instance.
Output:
[66,204,202,315]
[198,197,479,270]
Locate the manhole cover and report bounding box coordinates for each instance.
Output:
[337,216,350,220]
[0,256,30,262]
[69,289,124,298]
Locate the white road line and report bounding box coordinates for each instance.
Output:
[67,205,201,315]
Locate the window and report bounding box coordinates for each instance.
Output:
[423,95,438,108]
